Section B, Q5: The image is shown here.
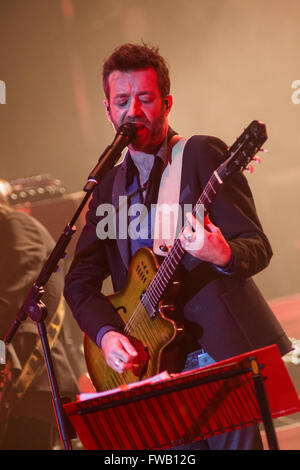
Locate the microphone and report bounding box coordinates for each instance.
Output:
[84,122,137,192]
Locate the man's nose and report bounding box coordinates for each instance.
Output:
[127,96,142,118]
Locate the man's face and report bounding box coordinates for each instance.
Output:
[105,67,172,153]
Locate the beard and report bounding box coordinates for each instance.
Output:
[114,107,167,154]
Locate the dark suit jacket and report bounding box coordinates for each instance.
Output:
[64,135,291,366]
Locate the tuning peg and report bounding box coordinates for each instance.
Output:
[259,148,269,153]
[246,165,254,174]
[253,156,262,164]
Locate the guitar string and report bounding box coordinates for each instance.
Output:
[122,172,220,336]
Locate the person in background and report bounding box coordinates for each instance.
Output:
[0,178,79,450]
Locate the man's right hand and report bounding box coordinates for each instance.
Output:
[101,330,138,373]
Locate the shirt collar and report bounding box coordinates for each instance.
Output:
[122,126,177,186]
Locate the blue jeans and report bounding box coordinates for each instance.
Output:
[171,349,263,450]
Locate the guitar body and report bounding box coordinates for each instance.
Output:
[84,247,179,392]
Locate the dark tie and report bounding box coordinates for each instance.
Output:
[144,156,163,210]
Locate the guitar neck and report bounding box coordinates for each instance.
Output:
[144,170,223,309]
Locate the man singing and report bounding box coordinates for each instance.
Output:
[64,43,291,450]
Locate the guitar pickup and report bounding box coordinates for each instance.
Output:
[140,292,157,319]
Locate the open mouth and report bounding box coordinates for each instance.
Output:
[129,121,147,129]
[134,124,148,136]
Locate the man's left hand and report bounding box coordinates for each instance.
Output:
[180,212,232,267]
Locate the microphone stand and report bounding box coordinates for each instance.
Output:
[3,124,136,450]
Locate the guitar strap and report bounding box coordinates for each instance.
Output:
[8,295,65,401]
[153,135,187,256]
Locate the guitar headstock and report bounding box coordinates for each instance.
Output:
[218,120,268,180]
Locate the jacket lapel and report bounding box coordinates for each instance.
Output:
[112,156,131,270]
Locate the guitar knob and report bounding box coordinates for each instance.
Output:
[246,165,254,174]
[159,244,169,253]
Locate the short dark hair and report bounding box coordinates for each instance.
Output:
[102,43,170,101]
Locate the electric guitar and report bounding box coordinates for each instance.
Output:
[84,120,268,392]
